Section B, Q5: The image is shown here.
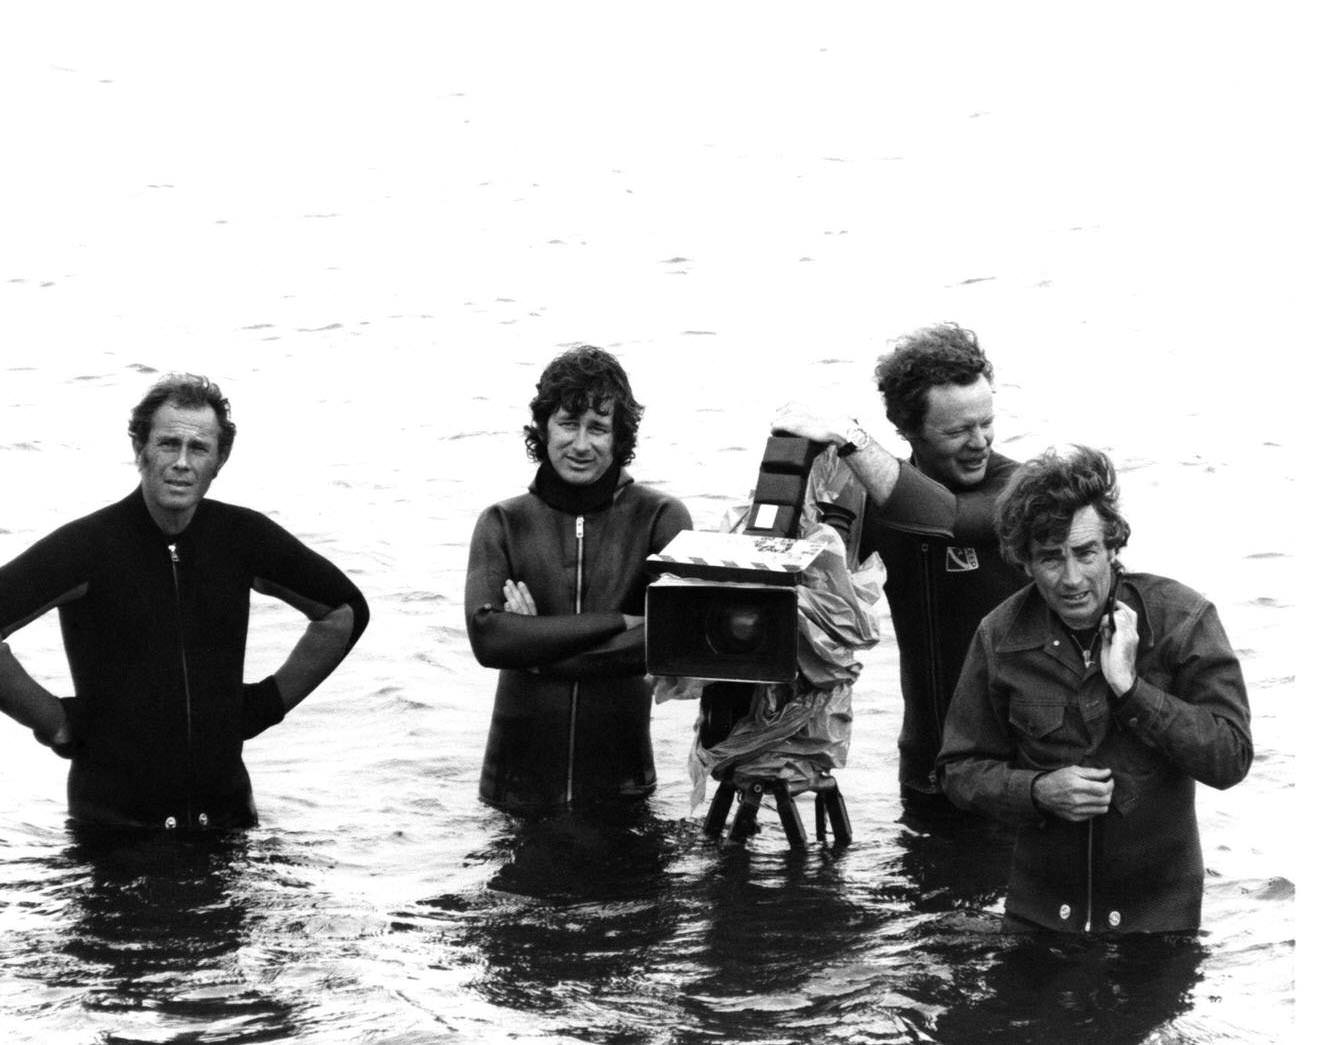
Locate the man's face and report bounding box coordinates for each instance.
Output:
[1026,505,1117,629]
[906,375,995,489]
[136,402,226,525]
[546,402,616,486]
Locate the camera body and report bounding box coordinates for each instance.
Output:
[645,435,832,689]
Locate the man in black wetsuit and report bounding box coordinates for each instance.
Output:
[0,374,369,830]
[774,324,1024,814]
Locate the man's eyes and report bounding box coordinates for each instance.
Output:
[943,420,993,437]
[154,439,211,454]
[555,421,610,436]
[1036,548,1099,566]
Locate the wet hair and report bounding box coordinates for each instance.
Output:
[128,373,236,460]
[523,346,644,465]
[995,445,1131,569]
[874,323,994,435]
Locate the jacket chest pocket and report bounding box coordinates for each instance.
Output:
[1009,699,1065,739]
[1008,698,1092,766]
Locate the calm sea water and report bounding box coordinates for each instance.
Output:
[1,6,1300,1043]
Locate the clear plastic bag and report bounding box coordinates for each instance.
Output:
[653,455,886,811]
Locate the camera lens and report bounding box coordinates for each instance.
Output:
[704,602,768,655]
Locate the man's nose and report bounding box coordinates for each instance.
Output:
[572,428,592,451]
[171,446,191,469]
[1061,556,1084,587]
[968,425,989,449]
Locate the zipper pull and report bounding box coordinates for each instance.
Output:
[168,543,180,563]
[576,516,584,539]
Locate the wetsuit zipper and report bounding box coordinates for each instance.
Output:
[167,542,195,825]
[566,514,584,804]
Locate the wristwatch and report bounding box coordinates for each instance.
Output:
[836,421,872,458]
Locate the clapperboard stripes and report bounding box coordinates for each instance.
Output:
[647,530,827,586]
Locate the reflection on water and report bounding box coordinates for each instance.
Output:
[7,828,299,1043]
[892,808,1016,916]
[934,932,1206,1045]
[397,803,1223,1045]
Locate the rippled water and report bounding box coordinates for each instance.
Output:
[1,6,1300,1043]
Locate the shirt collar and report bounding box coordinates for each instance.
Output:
[997,571,1151,653]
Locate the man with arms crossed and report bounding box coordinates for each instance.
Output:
[938,446,1251,931]
[0,374,369,830]
[775,324,1024,813]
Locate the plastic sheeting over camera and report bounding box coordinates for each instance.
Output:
[655,478,885,809]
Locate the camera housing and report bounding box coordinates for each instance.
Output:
[645,436,828,685]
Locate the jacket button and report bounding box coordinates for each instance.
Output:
[164,816,178,830]
[1058,903,1072,921]
[1108,910,1122,928]
[1128,718,1139,728]
[197,812,210,829]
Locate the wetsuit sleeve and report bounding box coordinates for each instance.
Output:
[241,510,369,736]
[244,510,369,648]
[0,521,93,744]
[535,495,695,680]
[1110,600,1252,789]
[937,627,1041,824]
[465,505,631,670]
[868,461,1001,542]
[0,521,95,640]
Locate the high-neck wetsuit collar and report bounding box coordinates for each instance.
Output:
[532,460,624,514]
[128,487,203,543]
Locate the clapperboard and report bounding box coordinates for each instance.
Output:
[647,529,829,586]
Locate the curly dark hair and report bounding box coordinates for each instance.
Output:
[995,445,1131,569]
[523,346,644,465]
[874,323,994,435]
[128,373,236,460]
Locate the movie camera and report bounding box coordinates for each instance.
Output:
[645,435,857,743]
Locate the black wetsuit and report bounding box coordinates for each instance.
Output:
[466,466,691,814]
[0,489,368,828]
[858,452,1025,807]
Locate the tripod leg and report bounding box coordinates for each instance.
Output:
[824,786,853,846]
[729,783,764,840]
[703,778,737,838]
[772,781,806,849]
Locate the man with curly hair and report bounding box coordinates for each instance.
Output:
[0,374,369,830]
[775,324,1025,814]
[466,346,692,813]
[937,445,1251,932]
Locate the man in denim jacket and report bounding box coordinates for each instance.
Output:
[937,446,1251,932]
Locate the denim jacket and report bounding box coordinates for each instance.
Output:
[937,571,1252,932]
